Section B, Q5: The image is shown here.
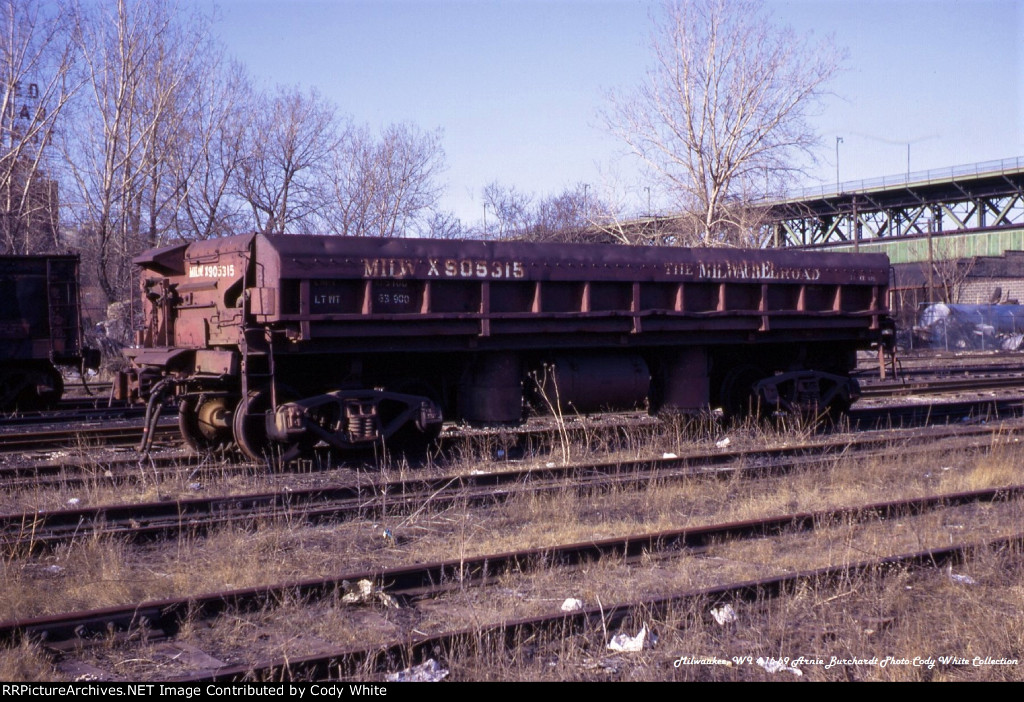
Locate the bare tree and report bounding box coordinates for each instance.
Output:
[425,209,463,239]
[170,58,252,240]
[322,122,373,236]
[480,181,533,239]
[924,239,976,305]
[473,181,628,244]
[368,123,445,237]
[62,0,214,301]
[528,184,595,242]
[132,18,217,249]
[604,0,841,246]
[323,122,446,238]
[471,182,621,243]
[235,84,340,234]
[0,0,79,254]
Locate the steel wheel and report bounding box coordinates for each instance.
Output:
[0,369,29,411]
[0,365,62,412]
[179,395,234,452]
[385,381,442,459]
[718,364,767,419]
[232,387,306,464]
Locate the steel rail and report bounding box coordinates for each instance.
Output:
[189,533,1022,681]
[3,420,1016,550]
[0,421,179,452]
[3,485,1021,655]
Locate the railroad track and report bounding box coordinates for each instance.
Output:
[2,487,1020,680]
[0,449,211,492]
[3,417,1020,550]
[2,379,1024,466]
[4,394,1020,681]
[866,349,1024,372]
[0,419,178,453]
[0,404,142,429]
[2,369,1024,457]
[859,373,1024,397]
[187,534,1024,682]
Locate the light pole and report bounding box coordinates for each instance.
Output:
[835,136,843,191]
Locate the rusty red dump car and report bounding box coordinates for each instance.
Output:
[120,234,891,460]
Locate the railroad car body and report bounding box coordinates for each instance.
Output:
[0,255,98,410]
[121,234,891,460]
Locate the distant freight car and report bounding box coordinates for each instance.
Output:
[0,255,99,411]
[120,234,891,460]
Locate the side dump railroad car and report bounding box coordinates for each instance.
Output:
[0,255,97,411]
[121,234,891,460]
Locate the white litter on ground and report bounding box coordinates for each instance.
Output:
[710,604,737,625]
[607,624,656,652]
[340,579,399,608]
[757,657,802,676]
[385,658,449,682]
[949,572,977,585]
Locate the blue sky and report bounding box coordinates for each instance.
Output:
[202,0,1024,225]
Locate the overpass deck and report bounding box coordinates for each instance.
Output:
[767,157,1024,248]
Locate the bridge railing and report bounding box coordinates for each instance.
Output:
[782,156,1024,202]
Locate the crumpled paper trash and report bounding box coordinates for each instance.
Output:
[949,572,977,585]
[607,624,656,652]
[710,604,737,625]
[560,597,584,612]
[757,657,802,676]
[386,658,449,682]
[340,579,399,608]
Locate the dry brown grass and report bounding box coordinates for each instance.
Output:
[0,641,57,681]
[3,419,1024,680]
[422,545,1024,682]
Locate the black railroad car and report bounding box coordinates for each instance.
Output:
[0,255,97,411]
[121,234,892,460]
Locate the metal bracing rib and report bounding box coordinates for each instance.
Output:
[879,210,894,238]
[854,193,886,239]
[891,205,926,236]
[895,208,916,238]
[811,218,830,245]
[905,187,928,206]
[822,215,845,242]
[860,211,887,239]
[842,213,856,241]
[780,219,803,246]
[949,182,982,229]
[986,194,1022,227]
[860,192,886,211]
[940,201,970,229]
[1000,173,1024,197]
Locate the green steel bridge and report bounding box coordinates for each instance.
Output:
[765,157,1024,264]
